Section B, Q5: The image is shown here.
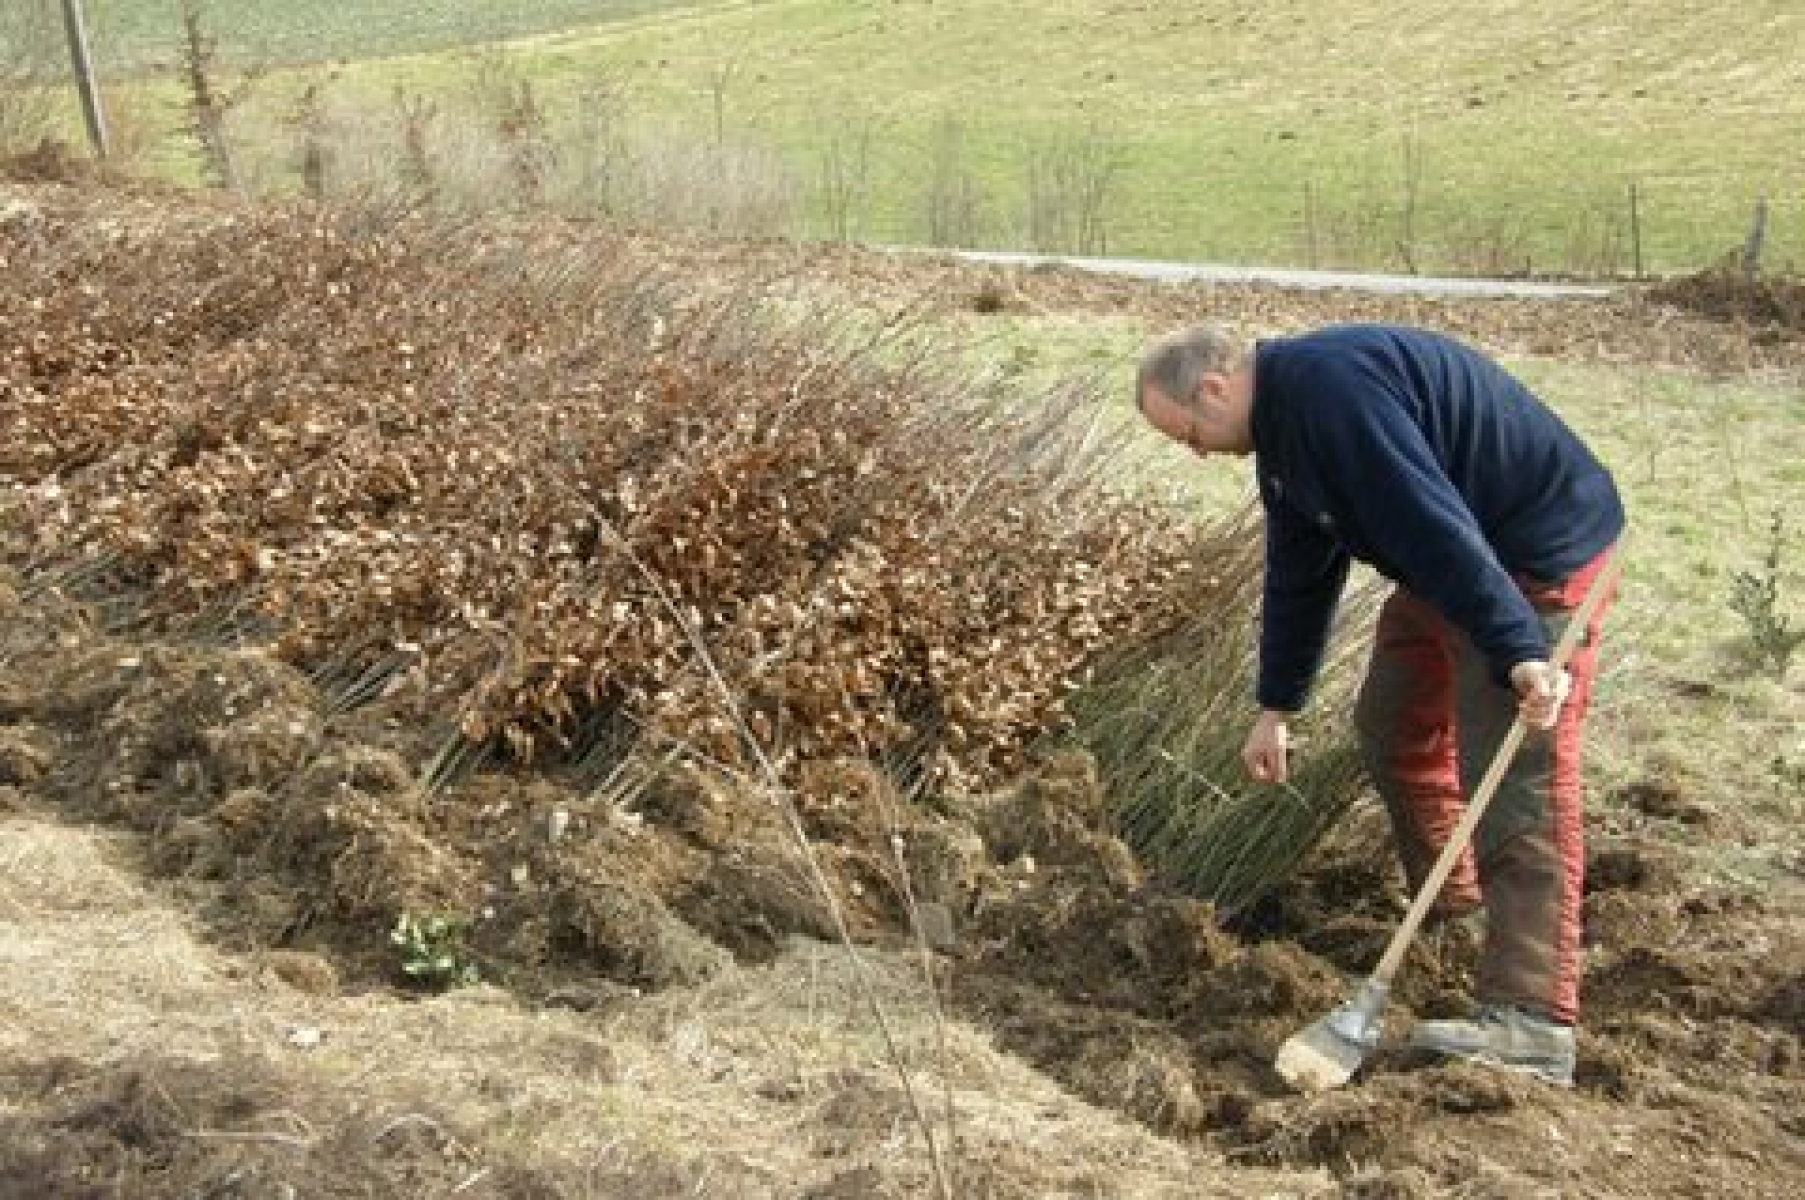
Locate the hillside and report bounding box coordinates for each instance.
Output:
[201,0,1805,272]
[59,0,724,68]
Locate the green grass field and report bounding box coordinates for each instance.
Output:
[31,1,1805,274]
[73,0,722,68]
[191,0,1805,275]
[1501,358,1805,885]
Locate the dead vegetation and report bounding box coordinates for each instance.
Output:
[1647,268,1805,339]
[1,184,1209,798]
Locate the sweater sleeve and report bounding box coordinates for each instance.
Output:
[1257,500,1351,712]
[1307,369,1549,684]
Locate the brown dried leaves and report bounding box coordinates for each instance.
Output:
[2,199,1215,789]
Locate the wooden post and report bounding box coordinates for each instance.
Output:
[61,0,109,158]
[1627,182,1644,280]
[1740,197,1769,279]
[1304,180,1320,270]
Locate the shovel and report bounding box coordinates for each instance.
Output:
[1274,549,1623,1093]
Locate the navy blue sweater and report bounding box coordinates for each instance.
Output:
[1249,325,1624,712]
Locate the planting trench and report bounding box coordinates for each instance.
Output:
[1,569,1801,1197]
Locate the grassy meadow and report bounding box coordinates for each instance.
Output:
[63,0,722,68]
[48,0,1805,275]
[1518,358,1805,883]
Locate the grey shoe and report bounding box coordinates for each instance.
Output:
[1408,1004,1575,1086]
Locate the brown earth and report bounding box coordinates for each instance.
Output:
[3,555,1802,1196]
[3,180,1804,1196]
[6,565,1316,1200]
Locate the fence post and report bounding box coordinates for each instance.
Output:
[61,0,109,158]
[1304,180,1320,270]
[1740,197,1769,279]
[1627,182,1644,280]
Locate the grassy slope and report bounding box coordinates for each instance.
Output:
[80,0,723,68]
[274,0,1801,272]
[71,0,1805,272]
[1524,361,1805,883]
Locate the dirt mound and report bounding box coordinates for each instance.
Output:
[3,569,1803,1194]
[0,588,989,995]
[1648,269,1805,336]
[941,756,1805,1191]
[0,815,1310,1199]
[0,139,103,186]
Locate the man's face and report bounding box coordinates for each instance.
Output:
[1140,378,1235,457]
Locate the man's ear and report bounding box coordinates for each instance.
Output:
[1193,370,1229,409]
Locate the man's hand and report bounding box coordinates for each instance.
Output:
[1243,710,1292,783]
[1509,660,1572,731]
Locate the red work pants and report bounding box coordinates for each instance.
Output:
[1352,547,1615,1023]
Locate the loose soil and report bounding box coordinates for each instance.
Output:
[3,180,1804,1196]
[2,567,1801,1196]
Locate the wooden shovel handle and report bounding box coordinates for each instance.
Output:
[1368,547,1624,988]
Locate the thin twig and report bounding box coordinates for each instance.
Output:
[181,1129,316,1149]
[450,1168,492,1194]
